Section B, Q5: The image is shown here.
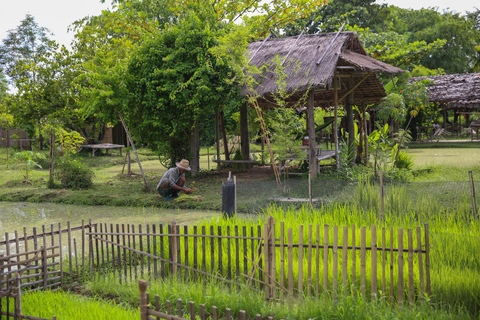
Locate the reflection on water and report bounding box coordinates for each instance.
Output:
[0,201,217,235]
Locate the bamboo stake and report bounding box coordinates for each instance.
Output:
[398,228,404,305]
[288,228,293,297]
[307,225,313,296]
[371,226,378,298]
[408,229,414,304]
[315,225,320,295]
[298,225,304,296]
[323,225,329,292]
[351,225,356,296]
[416,227,425,301]
[360,227,366,296]
[118,112,149,190]
[332,226,338,299]
[342,226,348,290]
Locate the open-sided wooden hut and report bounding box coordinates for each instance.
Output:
[411,73,480,110]
[238,31,404,177]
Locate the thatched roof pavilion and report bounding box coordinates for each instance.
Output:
[235,31,404,177]
[245,32,403,108]
[411,73,480,110]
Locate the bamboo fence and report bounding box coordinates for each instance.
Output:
[1,217,431,306]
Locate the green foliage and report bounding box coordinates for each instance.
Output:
[393,148,415,170]
[8,151,45,181]
[127,9,243,167]
[2,290,138,319]
[55,157,94,189]
[55,129,85,155]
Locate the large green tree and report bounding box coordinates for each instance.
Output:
[127,9,243,173]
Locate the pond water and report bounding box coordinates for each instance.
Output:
[0,201,219,235]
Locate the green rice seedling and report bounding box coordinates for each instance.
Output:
[1,290,138,319]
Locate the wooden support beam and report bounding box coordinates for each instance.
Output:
[240,103,250,163]
[307,90,317,178]
[338,72,372,103]
[334,71,339,168]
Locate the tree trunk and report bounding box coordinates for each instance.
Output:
[190,119,200,176]
[346,78,355,165]
[220,111,230,161]
[240,103,250,162]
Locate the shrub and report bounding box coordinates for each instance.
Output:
[395,150,415,170]
[56,158,93,189]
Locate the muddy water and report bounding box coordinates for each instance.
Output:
[0,201,219,235]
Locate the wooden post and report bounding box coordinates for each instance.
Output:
[307,89,317,178]
[171,221,177,276]
[364,106,368,165]
[333,71,339,168]
[118,113,149,190]
[346,77,355,165]
[240,103,250,163]
[207,148,210,171]
[48,130,55,188]
[139,280,149,320]
[469,171,477,218]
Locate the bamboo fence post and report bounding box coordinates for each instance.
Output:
[469,171,477,218]
[351,225,356,296]
[271,219,276,300]
[315,225,320,295]
[171,222,178,276]
[235,226,239,279]
[307,225,313,296]
[332,226,338,299]
[371,226,378,299]
[139,280,149,320]
[67,221,72,275]
[425,224,431,297]
[211,305,217,320]
[398,228,404,305]
[200,304,206,320]
[382,227,386,297]
[360,227,366,297]
[42,246,48,290]
[323,225,329,293]
[342,226,348,290]
[416,227,425,301]
[190,302,196,320]
[153,224,157,278]
[280,222,285,299]
[408,229,414,304]
[177,299,183,318]
[58,223,63,283]
[74,239,79,278]
[81,220,85,279]
[389,227,394,303]
[288,228,293,297]
[48,130,54,188]
[263,219,270,299]
[298,225,304,297]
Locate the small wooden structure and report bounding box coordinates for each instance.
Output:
[411,73,480,136]
[241,32,404,177]
[79,143,124,157]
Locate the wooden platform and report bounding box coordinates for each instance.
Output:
[79,143,124,157]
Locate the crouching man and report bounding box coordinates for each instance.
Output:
[156,159,193,201]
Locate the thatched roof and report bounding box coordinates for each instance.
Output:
[245,32,404,108]
[411,73,480,110]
